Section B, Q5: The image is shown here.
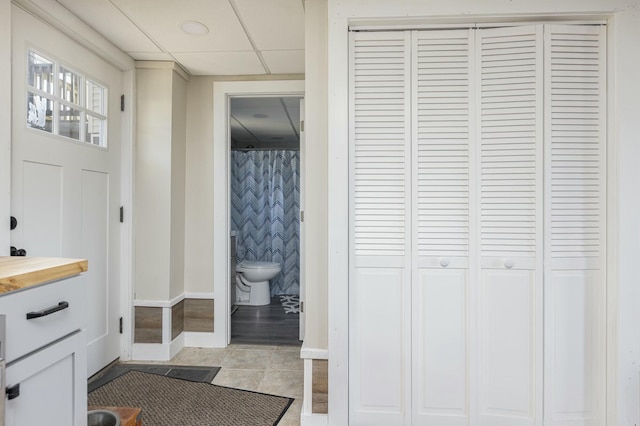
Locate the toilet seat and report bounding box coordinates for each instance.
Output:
[237,260,279,269]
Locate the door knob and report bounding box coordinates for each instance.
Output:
[10,216,17,230]
[439,258,450,267]
[504,258,514,269]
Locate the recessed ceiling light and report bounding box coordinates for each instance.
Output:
[180,20,209,35]
[253,113,269,119]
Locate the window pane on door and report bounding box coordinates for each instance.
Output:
[86,80,105,115]
[85,114,106,146]
[27,93,53,132]
[59,67,81,105]
[28,51,54,94]
[59,104,80,139]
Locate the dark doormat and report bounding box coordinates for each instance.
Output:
[88,370,294,426]
[88,363,220,393]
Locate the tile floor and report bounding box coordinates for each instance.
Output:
[152,344,303,426]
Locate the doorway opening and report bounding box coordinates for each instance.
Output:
[229,96,303,346]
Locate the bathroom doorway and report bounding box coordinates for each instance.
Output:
[229,96,303,346]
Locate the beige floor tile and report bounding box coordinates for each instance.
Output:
[229,343,281,351]
[221,348,275,369]
[212,368,265,392]
[269,349,304,371]
[258,370,304,398]
[277,398,301,426]
[170,347,227,366]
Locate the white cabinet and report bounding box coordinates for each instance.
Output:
[0,275,87,426]
[5,331,86,426]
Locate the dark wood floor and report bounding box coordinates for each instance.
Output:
[231,296,301,346]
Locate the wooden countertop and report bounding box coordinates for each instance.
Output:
[0,257,88,294]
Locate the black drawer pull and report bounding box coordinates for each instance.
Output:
[26,301,69,320]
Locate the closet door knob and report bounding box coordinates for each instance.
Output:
[504,258,514,269]
[439,258,450,267]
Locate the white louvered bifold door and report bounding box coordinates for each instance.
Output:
[349,30,411,425]
[477,25,543,426]
[411,29,473,426]
[543,24,606,426]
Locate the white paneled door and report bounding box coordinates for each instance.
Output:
[349,23,606,426]
[11,9,122,377]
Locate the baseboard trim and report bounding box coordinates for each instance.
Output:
[131,343,171,361]
[301,412,328,426]
[184,332,217,348]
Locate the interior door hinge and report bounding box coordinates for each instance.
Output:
[300,120,304,132]
[119,317,123,334]
[301,301,304,313]
[300,211,304,222]
[120,206,124,223]
[120,94,125,112]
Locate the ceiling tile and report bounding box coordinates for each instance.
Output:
[111,0,253,52]
[56,0,162,53]
[232,0,304,50]
[260,50,305,74]
[172,51,265,75]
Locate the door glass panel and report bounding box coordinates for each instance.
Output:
[59,104,80,139]
[59,67,81,105]
[28,51,54,94]
[85,114,105,146]
[86,80,105,115]
[27,93,53,132]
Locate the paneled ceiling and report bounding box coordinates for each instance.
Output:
[53,0,306,76]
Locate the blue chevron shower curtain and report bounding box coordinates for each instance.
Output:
[231,150,300,296]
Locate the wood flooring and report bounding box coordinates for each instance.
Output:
[231,296,301,346]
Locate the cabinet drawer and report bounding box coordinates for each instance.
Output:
[0,275,85,362]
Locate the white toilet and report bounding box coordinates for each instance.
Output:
[235,260,281,306]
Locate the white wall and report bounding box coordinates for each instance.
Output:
[170,71,187,300]
[134,67,173,301]
[0,0,10,256]
[303,0,329,351]
[325,0,640,424]
[134,63,188,301]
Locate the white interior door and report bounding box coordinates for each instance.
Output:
[11,8,122,377]
[477,24,544,426]
[349,30,412,425]
[543,24,606,426]
[411,28,474,426]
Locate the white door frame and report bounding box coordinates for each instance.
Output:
[212,80,305,347]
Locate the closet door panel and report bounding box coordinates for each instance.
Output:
[478,25,543,426]
[411,29,473,426]
[350,30,411,425]
[351,266,406,423]
[543,24,606,426]
[415,268,469,426]
[479,269,537,426]
[547,270,599,417]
